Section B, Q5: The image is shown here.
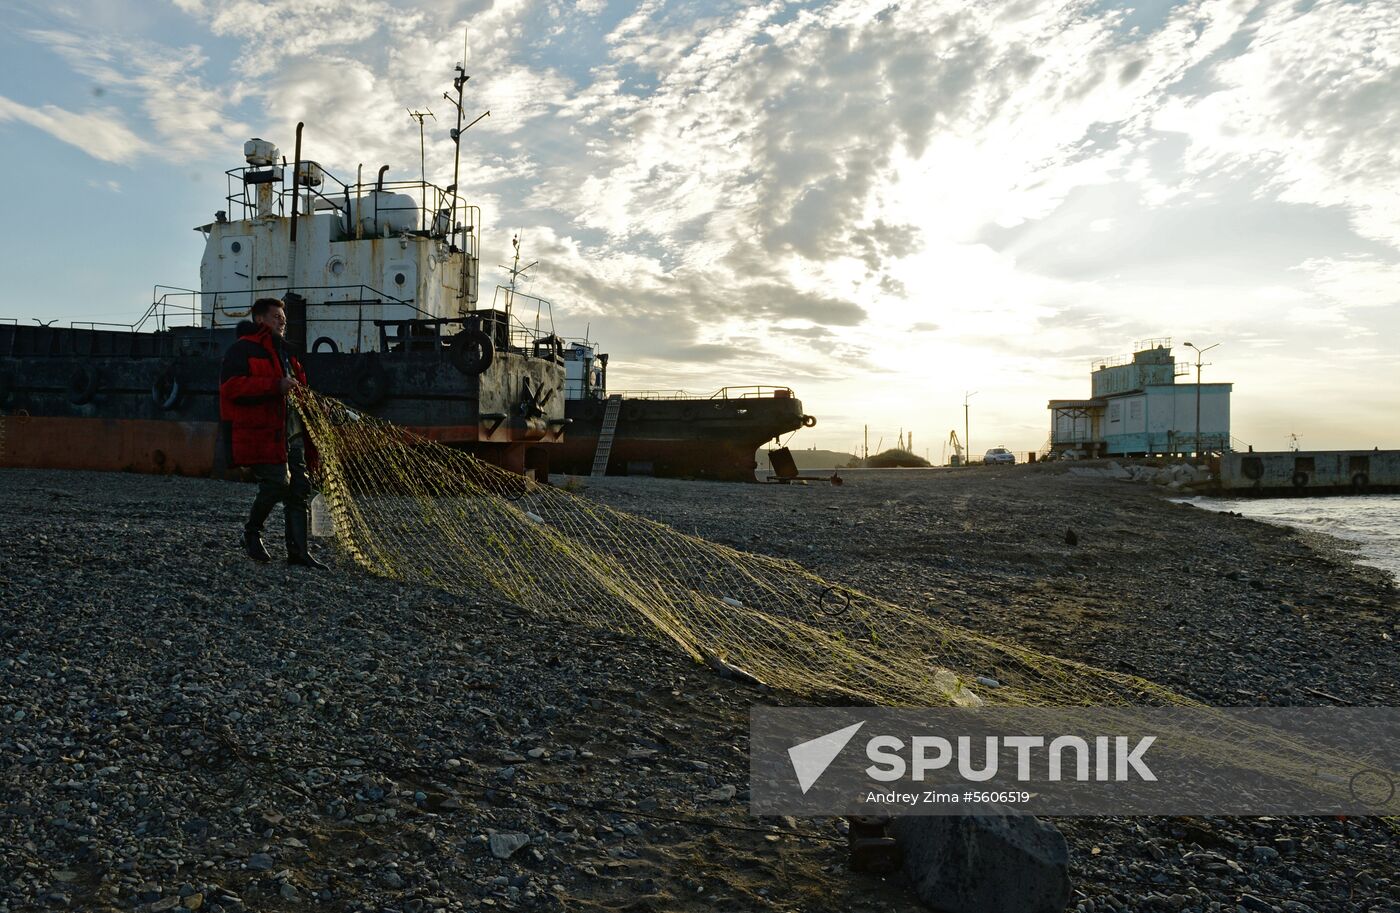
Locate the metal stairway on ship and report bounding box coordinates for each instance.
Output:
[588,394,621,478]
[589,394,623,476]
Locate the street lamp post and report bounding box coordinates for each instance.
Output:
[1182,341,1219,461]
[964,391,977,464]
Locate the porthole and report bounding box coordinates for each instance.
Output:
[230,241,242,253]
[394,272,406,286]
[328,257,345,277]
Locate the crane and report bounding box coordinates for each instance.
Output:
[944,430,965,467]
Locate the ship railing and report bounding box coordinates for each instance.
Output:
[609,386,797,401]
[373,308,565,361]
[69,286,203,333]
[610,389,696,400]
[65,287,563,363]
[225,165,448,233]
[225,164,464,238]
[71,284,438,338]
[709,385,795,400]
[489,286,559,347]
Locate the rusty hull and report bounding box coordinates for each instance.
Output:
[0,322,564,478]
[554,393,806,481]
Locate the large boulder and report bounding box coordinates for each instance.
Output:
[890,813,1070,913]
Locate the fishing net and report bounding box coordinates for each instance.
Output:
[294,390,1398,809]
[296,388,1179,710]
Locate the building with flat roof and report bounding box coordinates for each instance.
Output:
[1048,338,1232,458]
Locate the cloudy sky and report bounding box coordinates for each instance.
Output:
[2,0,1397,457]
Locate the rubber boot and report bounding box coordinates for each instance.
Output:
[244,488,277,562]
[285,503,326,569]
[243,525,271,562]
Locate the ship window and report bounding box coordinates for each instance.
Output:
[230,241,242,253]
[394,272,406,285]
[328,257,345,276]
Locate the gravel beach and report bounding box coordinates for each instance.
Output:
[2,463,1397,913]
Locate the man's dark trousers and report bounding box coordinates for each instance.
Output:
[247,438,312,556]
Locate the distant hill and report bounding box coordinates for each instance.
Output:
[864,448,931,468]
[756,447,860,470]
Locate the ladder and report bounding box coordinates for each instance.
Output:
[590,394,624,477]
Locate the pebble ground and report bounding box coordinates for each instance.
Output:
[1,465,1396,912]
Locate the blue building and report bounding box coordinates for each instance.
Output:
[1048,338,1232,458]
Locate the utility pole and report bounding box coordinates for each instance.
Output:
[407,108,435,231]
[964,391,977,464]
[1182,342,1219,461]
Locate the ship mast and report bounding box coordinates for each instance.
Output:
[501,235,538,327]
[407,108,435,231]
[442,43,489,309]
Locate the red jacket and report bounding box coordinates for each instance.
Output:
[219,320,309,466]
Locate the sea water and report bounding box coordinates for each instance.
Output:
[1184,494,1400,582]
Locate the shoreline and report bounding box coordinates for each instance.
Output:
[1177,492,1400,584]
[2,466,1397,912]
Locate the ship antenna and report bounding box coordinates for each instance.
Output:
[443,52,489,252]
[500,234,537,325]
[407,108,435,231]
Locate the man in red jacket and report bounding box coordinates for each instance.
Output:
[219,297,326,568]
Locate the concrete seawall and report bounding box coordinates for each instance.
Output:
[1219,449,1400,495]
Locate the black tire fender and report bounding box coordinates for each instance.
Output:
[151,368,182,411]
[449,329,494,376]
[68,365,99,406]
[1291,471,1309,489]
[352,357,389,406]
[1352,472,1369,492]
[311,336,339,354]
[801,414,817,428]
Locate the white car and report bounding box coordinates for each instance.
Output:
[983,446,1015,465]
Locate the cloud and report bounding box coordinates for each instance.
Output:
[1295,256,1400,311]
[25,28,248,160]
[205,0,403,77]
[11,0,1400,451]
[1154,0,1400,247]
[0,95,150,163]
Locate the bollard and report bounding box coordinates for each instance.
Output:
[848,815,903,874]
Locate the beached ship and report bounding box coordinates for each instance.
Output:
[551,341,813,481]
[0,68,566,480]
